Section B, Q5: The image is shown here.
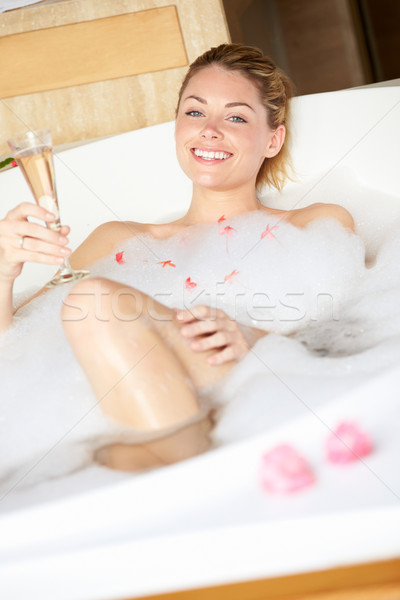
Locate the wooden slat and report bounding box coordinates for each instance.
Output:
[128,558,400,600]
[0,6,188,98]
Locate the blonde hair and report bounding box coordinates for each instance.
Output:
[177,43,295,191]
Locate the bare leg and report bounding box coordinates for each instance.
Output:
[62,278,234,470]
[94,417,214,472]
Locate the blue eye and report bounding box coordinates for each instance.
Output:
[186,110,203,117]
[229,115,246,123]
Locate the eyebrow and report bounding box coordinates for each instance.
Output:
[184,95,255,112]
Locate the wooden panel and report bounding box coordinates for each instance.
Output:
[222,0,369,94]
[129,558,400,600]
[360,0,400,81]
[0,0,230,155]
[0,7,187,98]
[276,0,368,94]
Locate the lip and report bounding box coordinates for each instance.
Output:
[190,147,233,164]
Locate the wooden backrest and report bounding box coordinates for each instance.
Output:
[0,0,229,155]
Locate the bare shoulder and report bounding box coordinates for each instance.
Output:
[289,203,355,232]
[69,220,151,269]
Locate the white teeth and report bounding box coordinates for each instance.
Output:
[194,149,231,160]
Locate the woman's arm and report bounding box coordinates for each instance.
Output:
[68,220,138,270]
[0,203,70,332]
[14,220,140,315]
[0,206,140,331]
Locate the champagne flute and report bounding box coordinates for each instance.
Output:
[7,129,89,287]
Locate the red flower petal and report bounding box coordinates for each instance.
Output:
[218,214,226,224]
[224,269,239,283]
[158,260,176,268]
[115,251,126,264]
[185,277,197,289]
[219,225,236,236]
[261,224,279,240]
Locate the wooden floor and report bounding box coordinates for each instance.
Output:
[128,558,400,600]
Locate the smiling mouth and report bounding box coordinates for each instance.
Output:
[192,148,232,161]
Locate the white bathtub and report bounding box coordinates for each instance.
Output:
[0,85,399,599]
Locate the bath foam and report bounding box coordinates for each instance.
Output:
[1,211,399,490]
[260,166,400,262]
[93,210,365,335]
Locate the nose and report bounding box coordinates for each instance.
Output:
[200,119,223,141]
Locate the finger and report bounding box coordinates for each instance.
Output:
[59,225,70,236]
[176,304,225,323]
[175,310,196,324]
[6,202,57,223]
[223,318,242,332]
[19,236,71,258]
[13,246,67,266]
[207,346,239,366]
[180,317,225,339]
[190,331,232,352]
[16,222,69,246]
[176,305,209,323]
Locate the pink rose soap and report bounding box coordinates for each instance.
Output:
[326,421,373,464]
[260,444,315,494]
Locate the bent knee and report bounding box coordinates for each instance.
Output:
[61,277,107,324]
[61,277,148,330]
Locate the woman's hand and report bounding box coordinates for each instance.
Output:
[0,202,71,284]
[176,305,251,366]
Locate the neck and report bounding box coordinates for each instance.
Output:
[180,185,261,226]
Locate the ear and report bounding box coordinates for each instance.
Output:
[264,125,286,158]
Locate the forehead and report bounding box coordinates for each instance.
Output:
[183,65,262,104]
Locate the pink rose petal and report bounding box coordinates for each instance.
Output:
[260,444,315,494]
[326,421,373,464]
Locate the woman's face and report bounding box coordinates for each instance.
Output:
[175,65,282,193]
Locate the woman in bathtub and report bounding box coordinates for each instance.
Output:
[0,44,355,476]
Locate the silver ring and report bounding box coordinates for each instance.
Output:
[19,236,24,249]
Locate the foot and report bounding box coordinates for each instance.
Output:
[94,415,213,473]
